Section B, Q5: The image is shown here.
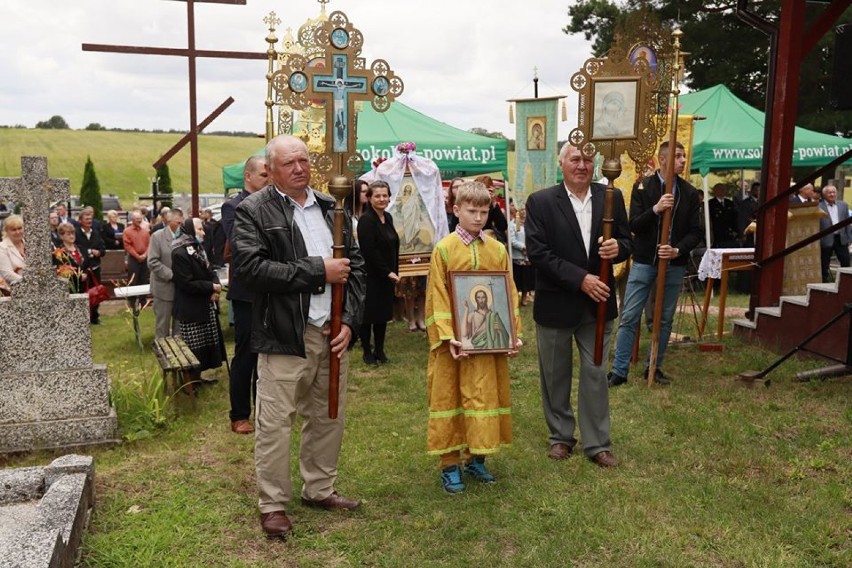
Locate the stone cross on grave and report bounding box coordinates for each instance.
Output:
[0,157,70,298]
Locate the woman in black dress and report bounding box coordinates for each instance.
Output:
[356,180,400,365]
[171,217,223,382]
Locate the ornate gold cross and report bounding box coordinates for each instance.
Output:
[271,10,403,181]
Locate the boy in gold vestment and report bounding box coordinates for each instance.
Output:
[424,182,523,494]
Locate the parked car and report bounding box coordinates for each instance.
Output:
[64,195,123,219]
[171,193,229,214]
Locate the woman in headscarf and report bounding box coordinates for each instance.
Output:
[171,217,223,383]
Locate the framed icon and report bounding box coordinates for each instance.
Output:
[389,174,436,258]
[629,44,658,78]
[372,76,390,96]
[330,28,349,49]
[526,116,546,151]
[591,78,639,141]
[288,71,308,94]
[449,270,516,354]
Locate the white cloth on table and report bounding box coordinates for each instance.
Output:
[697,248,755,281]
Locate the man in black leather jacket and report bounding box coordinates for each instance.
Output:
[231,135,366,539]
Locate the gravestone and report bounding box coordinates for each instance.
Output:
[0,157,118,453]
[0,455,95,567]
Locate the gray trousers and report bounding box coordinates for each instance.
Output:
[153,298,175,339]
[536,315,612,457]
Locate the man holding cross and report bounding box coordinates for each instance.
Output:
[232,134,366,539]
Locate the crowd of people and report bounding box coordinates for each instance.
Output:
[2,132,850,542]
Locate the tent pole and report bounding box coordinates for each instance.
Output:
[703,175,712,250]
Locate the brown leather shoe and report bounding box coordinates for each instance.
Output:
[590,450,619,468]
[260,510,292,539]
[301,491,361,511]
[547,443,573,461]
[230,420,255,435]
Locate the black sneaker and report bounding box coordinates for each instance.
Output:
[607,371,628,388]
[643,367,671,385]
[362,352,378,366]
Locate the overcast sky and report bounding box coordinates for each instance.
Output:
[0,0,591,140]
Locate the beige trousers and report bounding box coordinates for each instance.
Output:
[255,325,349,513]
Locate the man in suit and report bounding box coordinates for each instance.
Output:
[607,141,703,387]
[200,207,226,268]
[790,183,816,204]
[818,185,851,282]
[147,208,184,338]
[221,155,267,435]
[736,182,760,246]
[75,207,106,324]
[525,143,632,468]
[708,183,739,248]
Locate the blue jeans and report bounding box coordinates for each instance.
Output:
[611,262,686,378]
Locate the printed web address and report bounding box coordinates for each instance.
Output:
[712,144,852,161]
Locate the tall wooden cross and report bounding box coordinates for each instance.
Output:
[82,0,265,215]
[271,9,403,180]
[0,157,70,298]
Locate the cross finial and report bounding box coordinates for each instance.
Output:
[0,156,70,298]
[264,11,281,32]
[318,0,330,15]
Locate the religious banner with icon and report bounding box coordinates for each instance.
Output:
[508,94,565,204]
[361,141,449,274]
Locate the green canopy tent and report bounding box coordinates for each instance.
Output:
[221,102,507,189]
[679,84,852,176]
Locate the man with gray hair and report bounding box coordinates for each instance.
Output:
[818,185,851,282]
[232,135,365,538]
[147,208,184,337]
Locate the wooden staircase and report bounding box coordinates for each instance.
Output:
[732,267,852,361]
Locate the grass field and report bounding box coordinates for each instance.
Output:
[0,129,263,203]
[2,296,850,567]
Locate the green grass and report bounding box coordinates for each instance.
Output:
[2,295,850,567]
[0,129,262,201]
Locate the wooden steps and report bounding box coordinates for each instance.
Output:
[732,267,851,360]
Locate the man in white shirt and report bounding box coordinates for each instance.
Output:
[818,185,851,282]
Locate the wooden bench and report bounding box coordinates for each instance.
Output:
[152,336,200,400]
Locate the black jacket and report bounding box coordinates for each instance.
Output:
[171,243,219,324]
[357,206,399,280]
[202,218,226,268]
[222,190,252,303]
[357,206,400,325]
[628,174,702,266]
[75,224,106,272]
[231,186,366,357]
[101,222,125,250]
[525,183,632,328]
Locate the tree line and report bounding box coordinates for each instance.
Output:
[565,0,852,137]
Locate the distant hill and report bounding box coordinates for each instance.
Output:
[0,129,263,206]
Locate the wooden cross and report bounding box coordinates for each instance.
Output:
[82,0,265,215]
[0,157,70,297]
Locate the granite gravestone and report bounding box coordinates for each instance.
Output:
[0,157,118,453]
